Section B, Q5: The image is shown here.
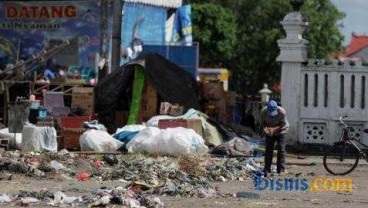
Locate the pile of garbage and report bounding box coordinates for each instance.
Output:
[0,150,103,180]
[0,150,262,198]
[0,187,164,207]
[102,155,261,197]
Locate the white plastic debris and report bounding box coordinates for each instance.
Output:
[50,160,67,171]
[57,149,69,155]
[21,197,39,203]
[152,197,164,207]
[245,163,256,171]
[92,195,110,206]
[0,194,12,203]
[122,198,141,207]
[53,191,81,204]
[219,176,227,182]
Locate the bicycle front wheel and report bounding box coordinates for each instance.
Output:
[323,142,360,175]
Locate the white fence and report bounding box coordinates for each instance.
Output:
[277,9,368,146]
[298,59,368,145]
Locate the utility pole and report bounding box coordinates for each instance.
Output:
[110,0,123,72]
[98,0,109,80]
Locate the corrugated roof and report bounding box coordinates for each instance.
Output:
[124,0,182,8]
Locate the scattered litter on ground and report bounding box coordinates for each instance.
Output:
[0,187,164,207]
[0,150,264,204]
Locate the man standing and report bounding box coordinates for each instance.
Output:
[260,100,289,175]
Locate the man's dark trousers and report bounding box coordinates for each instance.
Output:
[264,134,286,173]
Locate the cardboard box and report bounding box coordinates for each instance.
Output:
[72,87,94,115]
[169,105,184,116]
[203,81,225,100]
[59,115,89,150]
[60,128,84,150]
[158,119,202,136]
[160,102,184,116]
[61,116,91,128]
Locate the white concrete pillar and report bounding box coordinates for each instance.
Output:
[276,8,309,144]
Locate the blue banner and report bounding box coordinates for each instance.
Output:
[172,4,192,45]
[142,44,198,78]
[120,3,166,64]
[0,1,105,69]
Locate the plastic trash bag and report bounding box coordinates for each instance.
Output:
[126,127,208,156]
[113,125,146,144]
[21,125,57,152]
[79,129,124,152]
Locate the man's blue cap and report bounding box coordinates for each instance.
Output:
[267,100,278,116]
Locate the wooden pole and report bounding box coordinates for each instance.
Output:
[110,0,123,72]
[98,0,109,80]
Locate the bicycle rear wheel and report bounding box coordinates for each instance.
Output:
[323,142,360,175]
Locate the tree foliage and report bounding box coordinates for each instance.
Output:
[302,0,345,58]
[189,0,345,94]
[191,3,237,67]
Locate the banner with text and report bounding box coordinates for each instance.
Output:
[0,1,103,69]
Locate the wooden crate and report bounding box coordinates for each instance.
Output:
[61,116,90,128]
[59,116,90,150]
[158,119,203,136]
[60,128,84,150]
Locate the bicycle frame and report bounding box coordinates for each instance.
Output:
[338,116,368,162]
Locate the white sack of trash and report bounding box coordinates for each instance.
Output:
[126,127,208,156]
[22,125,58,152]
[80,129,124,152]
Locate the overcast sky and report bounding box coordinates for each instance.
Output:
[331,0,368,46]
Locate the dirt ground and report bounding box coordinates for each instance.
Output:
[163,162,368,208]
[0,156,367,208]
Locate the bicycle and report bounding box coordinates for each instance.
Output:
[323,116,368,175]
